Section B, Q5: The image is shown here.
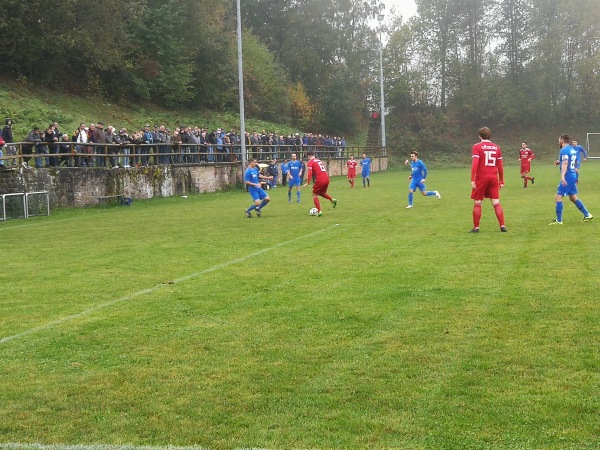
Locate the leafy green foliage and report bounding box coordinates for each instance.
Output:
[241,31,290,122]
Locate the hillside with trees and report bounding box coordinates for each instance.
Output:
[1,0,599,160]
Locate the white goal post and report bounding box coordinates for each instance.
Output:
[1,191,49,221]
[26,191,50,218]
[585,133,600,159]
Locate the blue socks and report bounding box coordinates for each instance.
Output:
[574,199,590,217]
[556,201,563,222]
[408,192,413,206]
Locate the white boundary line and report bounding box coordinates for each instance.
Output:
[0,225,340,345]
[0,444,243,450]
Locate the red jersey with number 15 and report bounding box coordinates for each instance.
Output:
[471,140,504,182]
[307,157,329,182]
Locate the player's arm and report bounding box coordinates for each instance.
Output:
[560,157,568,184]
[421,161,428,181]
[498,159,505,188]
[470,154,479,189]
[303,166,313,187]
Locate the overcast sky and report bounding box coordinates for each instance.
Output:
[384,0,417,20]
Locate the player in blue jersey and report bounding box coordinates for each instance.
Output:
[244,159,273,218]
[287,153,303,203]
[572,139,588,182]
[360,153,372,187]
[405,151,441,208]
[549,134,593,225]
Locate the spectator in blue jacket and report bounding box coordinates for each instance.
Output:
[280,158,289,186]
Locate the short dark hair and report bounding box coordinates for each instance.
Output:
[410,151,419,157]
[561,134,571,144]
[307,151,315,157]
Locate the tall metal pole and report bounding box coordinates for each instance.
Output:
[236,0,247,168]
[378,14,386,154]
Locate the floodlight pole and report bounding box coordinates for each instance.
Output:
[377,13,386,155]
[236,0,247,168]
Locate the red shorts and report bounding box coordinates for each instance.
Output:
[520,162,531,174]
[347,170,356,179]
[471,177,500,200]
[313,177,330,197]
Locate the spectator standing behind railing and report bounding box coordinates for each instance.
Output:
[44,124,55,167]
[49,122,62,166]
[34,125,51,168]
[229,130,240,161]
[250,131,260,159]
[152,125,160,165]
[171,128,182,164]
[279,135,287,159]
[198,128,207,163]
[118,128,131,168]
[130,131,143,166]
[141,124,153,166]
[93,122,108,167]
[2,118,17,167]
[157,125,170,165]
[216,128,225,162]
[223,133,231,162]
[181,126,194,163]
[206,129,216,163]
[190,126,201,164]
[59,133,74,167]
[22,127,41,169]
[105,125,120,168]
[72,123,87,167]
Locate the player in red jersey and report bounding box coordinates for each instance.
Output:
[303,150,337,216]
[518,141,535,187]
[470,127,506,233]
[346,155,357,188]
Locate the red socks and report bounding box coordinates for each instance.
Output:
[494,203,505,227]
[473,203,482,228]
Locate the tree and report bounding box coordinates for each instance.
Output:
[413,0,461,111]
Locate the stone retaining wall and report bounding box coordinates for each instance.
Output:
[0,157,387,208]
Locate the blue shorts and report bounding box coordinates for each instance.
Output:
[288,177,302,187]
[556,175,578,196]
[362,171,370,177]
[248,187,268,201]
[409,179,425,192]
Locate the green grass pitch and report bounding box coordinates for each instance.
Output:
[1,162,599,449]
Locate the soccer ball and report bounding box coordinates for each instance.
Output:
[309,207,319,216]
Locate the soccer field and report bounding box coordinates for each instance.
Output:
[1,162,599,449]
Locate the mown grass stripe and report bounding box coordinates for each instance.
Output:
[0,224,340,345]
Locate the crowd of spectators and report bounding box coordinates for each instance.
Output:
[0,118,348,170]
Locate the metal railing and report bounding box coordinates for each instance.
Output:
[0,142,385,169]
